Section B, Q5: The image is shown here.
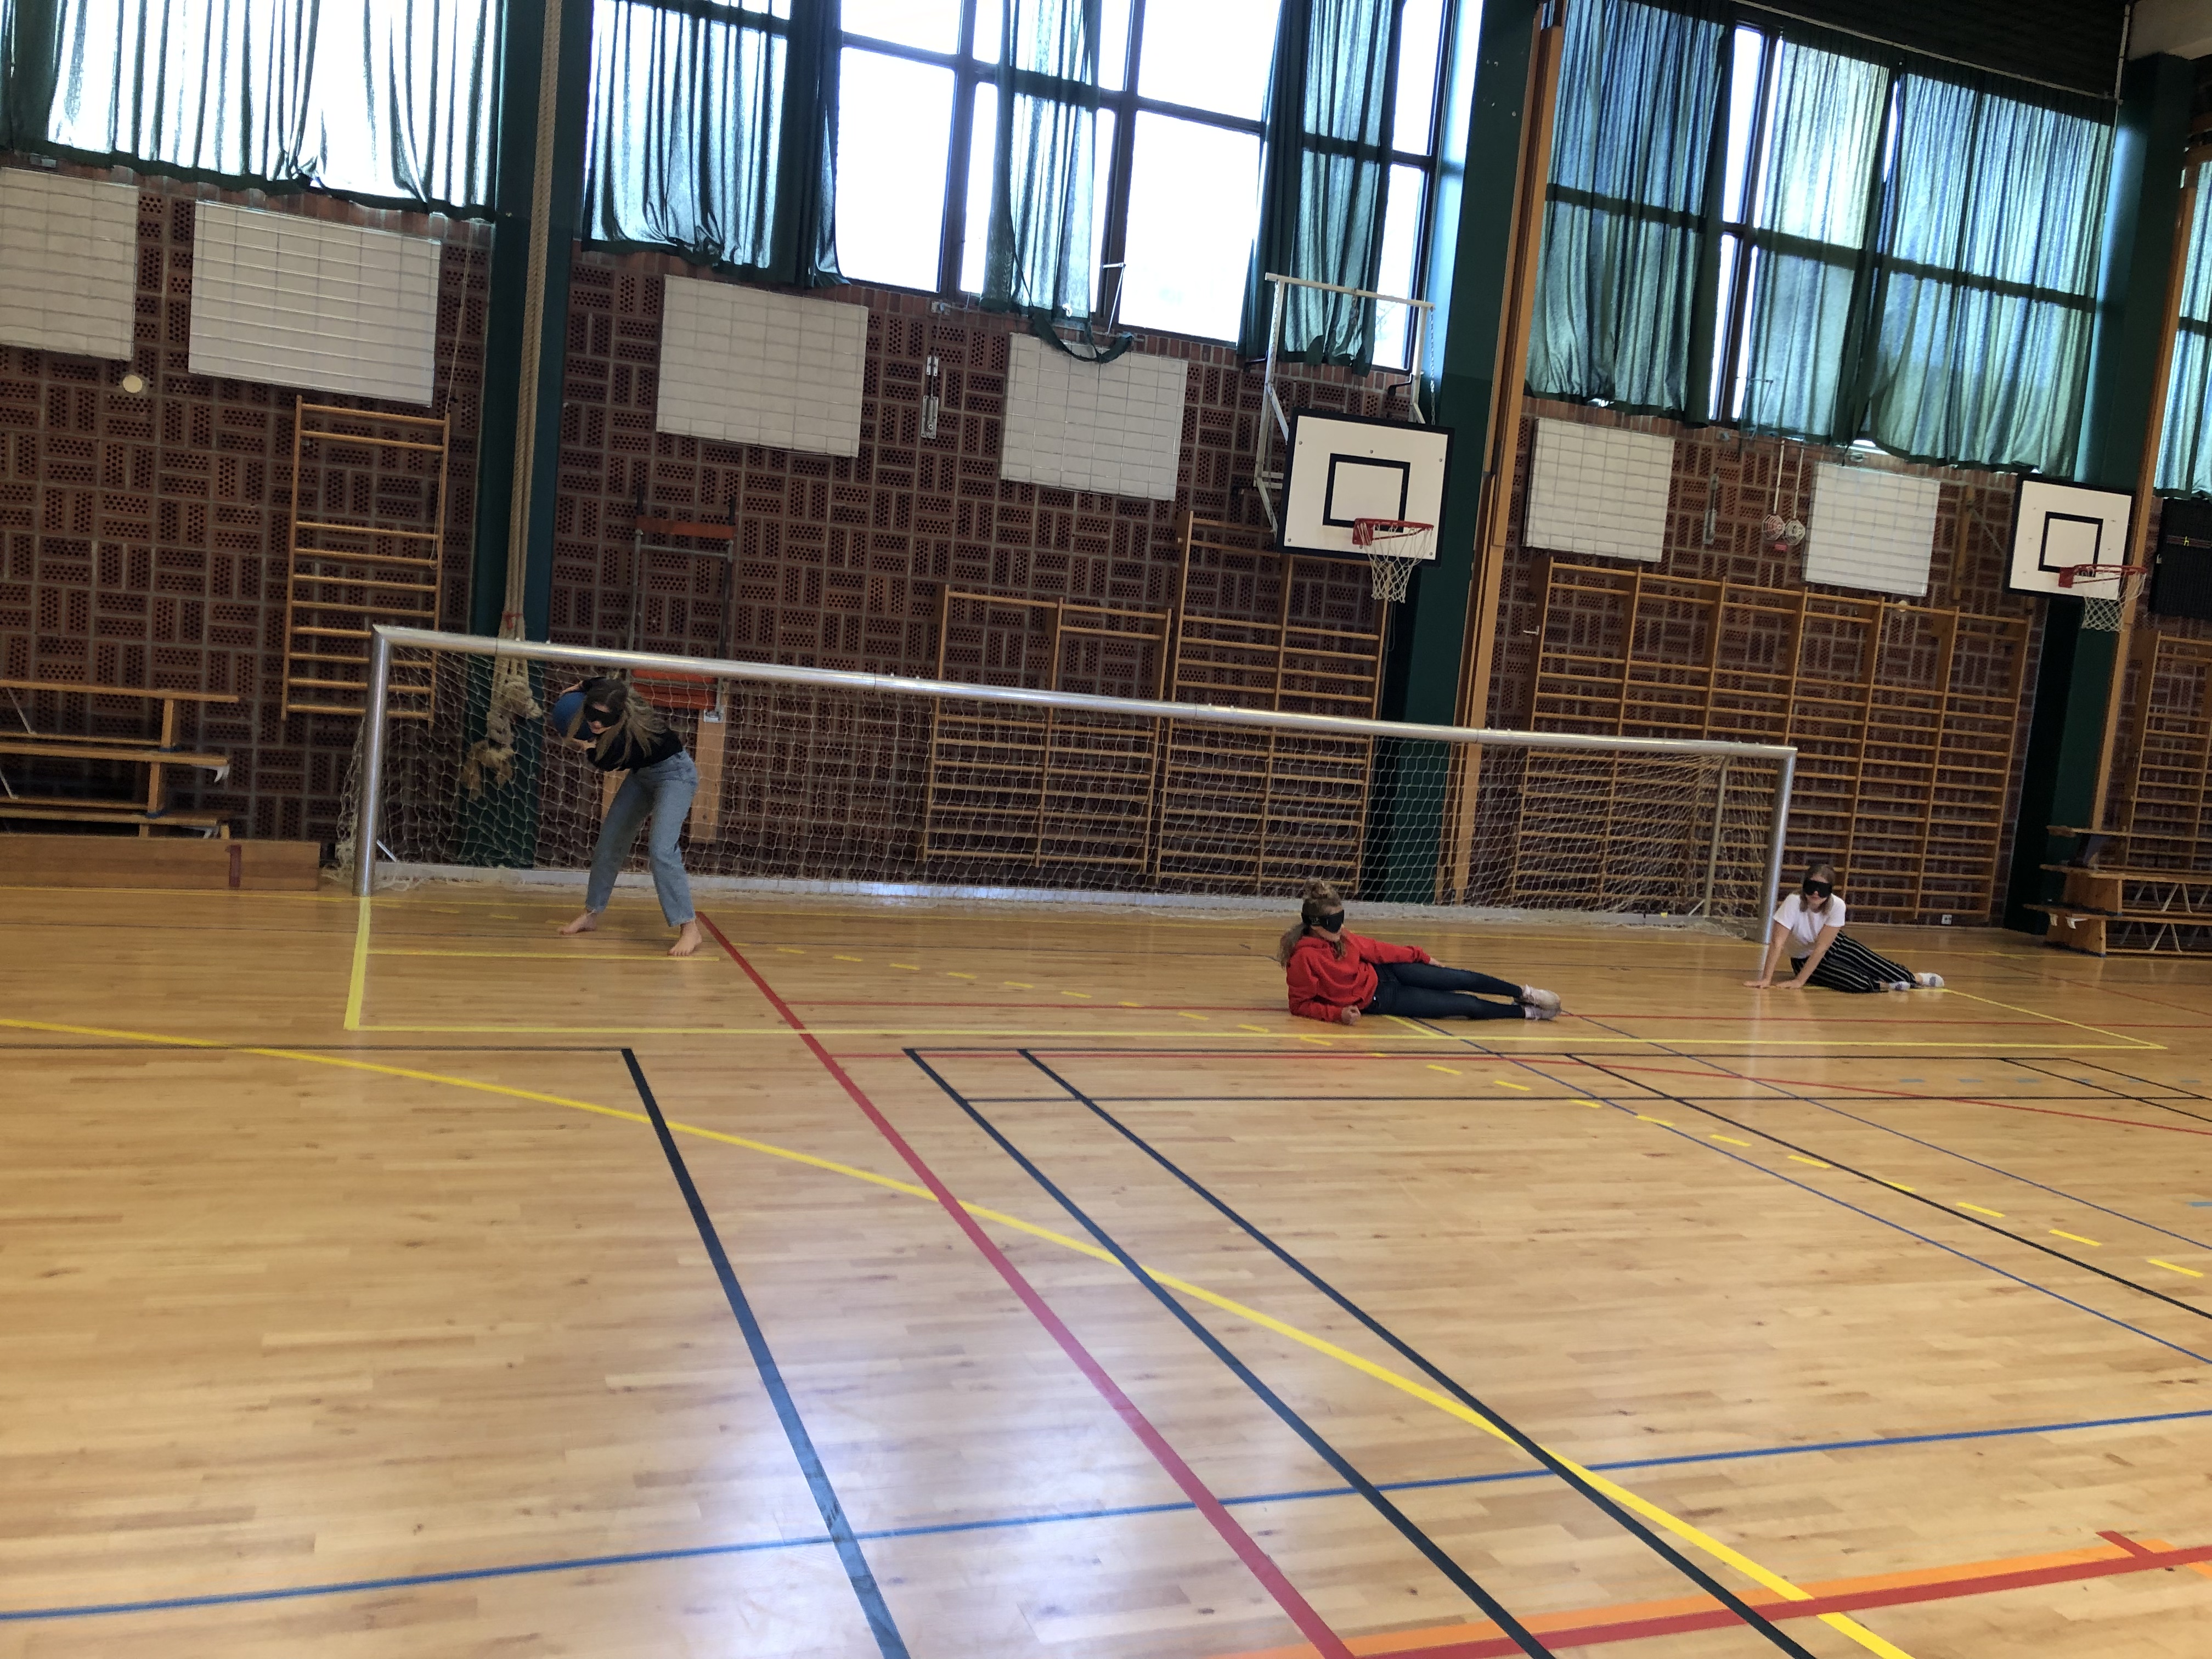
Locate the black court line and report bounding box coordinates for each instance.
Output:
[1554,1056,2212,1363]
[902,1050,1558,1659]
[1009,1049,1825,1659]
[620,1049,910,1659]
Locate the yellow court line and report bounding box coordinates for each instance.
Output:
[0,1010,1913,1657]
[1938,985,2163,1052]
[343,898,372,1032]
[369,949,693,960]
[335,1019,2161,1049]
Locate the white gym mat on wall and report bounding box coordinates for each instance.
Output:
[656,280,867,456]
[1000,334,1187,501]
[0,172,139,361]
[190,204,441,404]
[1805,462,1940,597]
[1523,419,1675,562]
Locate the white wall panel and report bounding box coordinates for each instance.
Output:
[0,172,139,360]
[1523,419,1674,562]
[1805,463,1940,597]
[1000,335,1187,501]
[654,280,867,457]
[189,205,441,404]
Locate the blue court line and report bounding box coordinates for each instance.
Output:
[623,1049,910,1659]
[12,1402,2212,1627]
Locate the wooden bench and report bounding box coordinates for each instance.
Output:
[0,680,238,837]
[2030,855,2212,956]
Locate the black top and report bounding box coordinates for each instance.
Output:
[587,725,685,772]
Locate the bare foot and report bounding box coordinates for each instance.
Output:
[669,921,702,958]
[559,911,601,936]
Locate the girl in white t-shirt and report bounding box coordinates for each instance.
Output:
[1745,864,1943,994]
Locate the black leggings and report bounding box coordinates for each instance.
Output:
[1365,961,1526,1021]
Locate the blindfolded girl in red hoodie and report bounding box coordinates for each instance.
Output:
[1276,881,1563,1025]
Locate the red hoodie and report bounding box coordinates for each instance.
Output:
[1284,930,1431,1023]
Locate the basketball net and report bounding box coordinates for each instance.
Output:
[2059,563,2149,633]
[1351,518,1434,603]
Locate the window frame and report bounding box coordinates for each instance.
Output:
[836,0,1456,351]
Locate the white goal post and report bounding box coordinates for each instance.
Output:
[351,625,1798,927]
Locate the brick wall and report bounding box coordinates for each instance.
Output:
[0,162,488,844]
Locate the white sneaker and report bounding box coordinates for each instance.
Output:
[1915,972,1944,989]
[1520,985,1561,1013]
[1521,1002,1559,1021]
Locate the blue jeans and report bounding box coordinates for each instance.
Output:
[584,751,697,924]
[1365,961,1525,1020]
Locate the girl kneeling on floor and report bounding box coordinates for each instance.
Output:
[1277,881,1562,1025]
[1745,863,1941,994]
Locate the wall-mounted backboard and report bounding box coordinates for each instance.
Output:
[1280,408,1452,558]
[2008,478,2134,595]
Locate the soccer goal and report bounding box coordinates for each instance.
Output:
[346,627,1798,927]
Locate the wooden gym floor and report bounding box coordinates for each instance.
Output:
[4,884,2212,1659]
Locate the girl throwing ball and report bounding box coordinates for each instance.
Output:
[1278,881,1562,1024]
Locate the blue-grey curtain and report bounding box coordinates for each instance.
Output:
[2158,173,2212,495]
[1528,0,1726,415]
[983,0,1098,319]
[583,0,841,284]
[16,0,501,211]
[1858,71,2111,475]
[1239,0,1398,369]
[1733,29,1889,439]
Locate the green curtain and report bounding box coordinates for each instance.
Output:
[583,0,842,284]
[2157,173,2212,495]
[1528,0,1726,415]
[1859,71,2112,475]
[983,0,1099,320]
[17,0,501,211]
[1733,30,1889,439]
[1239,0,1396,369]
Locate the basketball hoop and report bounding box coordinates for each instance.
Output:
[1351,518,1434,602]
[2058,563,2149,632]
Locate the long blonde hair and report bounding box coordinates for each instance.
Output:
[1276,879,1347,965]
[573,676,669,765]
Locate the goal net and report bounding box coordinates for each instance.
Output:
[345,629,1795,926]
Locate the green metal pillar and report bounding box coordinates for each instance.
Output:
[2004,53,2192,930]
[456,0,594,868]
[1372,0,1542,900]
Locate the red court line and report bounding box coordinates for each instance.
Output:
[1215,1533,2212,1659]
[1561,1060,2212,1139]
[696,913,1356,1659]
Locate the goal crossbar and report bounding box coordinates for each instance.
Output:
[355,625,1798,918]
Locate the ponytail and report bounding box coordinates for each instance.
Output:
[1275,878,1348,965]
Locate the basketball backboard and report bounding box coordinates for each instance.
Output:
[2010,478,2133,596]
[1279,409,1453,559]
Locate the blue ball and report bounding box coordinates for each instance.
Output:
[549,689,589,738]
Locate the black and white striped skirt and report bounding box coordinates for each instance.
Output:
[1791,931,1915,994]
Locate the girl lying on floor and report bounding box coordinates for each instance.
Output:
[1277,881,1562,1025]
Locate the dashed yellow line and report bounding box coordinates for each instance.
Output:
[1179,1012,1210,1022]
[1427,1063,1462,1075]
[1959,1203,2006,1218]
[1635,1114,1674,1126]
[2148,1259,2205,1279]
[1709,1133,1752,1146]
[776,946,805,954]
[2051,1230,2102,1248]
[1787,1155,1831,1169]
[1061,991,1091,999]
[947,972,977,980]
[1003,981,1034,989]
[891,963,920,970]
[1492,1079,1532,1091]
[1238,1024,1270,1034]
[833,955,863,962]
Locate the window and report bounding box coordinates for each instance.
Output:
[834,0,1453,359]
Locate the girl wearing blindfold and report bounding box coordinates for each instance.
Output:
[1277,880,1563,1025]
[1745,862,1941,994]
[554,676,702,958]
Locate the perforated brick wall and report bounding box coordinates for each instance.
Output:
[0,165,488,845]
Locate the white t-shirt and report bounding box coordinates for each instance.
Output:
[1774,891,1846,951]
